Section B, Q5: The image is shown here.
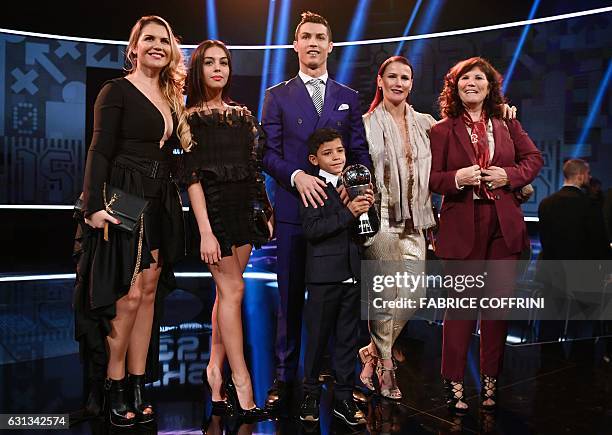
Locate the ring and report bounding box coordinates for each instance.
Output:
[487,182,493,189]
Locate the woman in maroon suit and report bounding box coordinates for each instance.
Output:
[429,57,542,412]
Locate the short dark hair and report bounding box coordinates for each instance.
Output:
[294,11,332,41]
[563,158,589,180]
[307,128,343,156]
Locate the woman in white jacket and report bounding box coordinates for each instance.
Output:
[359,55,437,400]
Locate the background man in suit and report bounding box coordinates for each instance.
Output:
[537,159,611,341]
[538,159,609,261]
[262,11,372,409]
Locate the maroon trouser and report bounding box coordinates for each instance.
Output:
[441,201,521,381]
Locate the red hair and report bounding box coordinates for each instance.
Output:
[438,56,506,119]
[367,56,414,113]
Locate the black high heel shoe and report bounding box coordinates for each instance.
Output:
[203,369,231,415]
[225,378,267,421]
[480,375,497,411]
[104,377,135,427]
[128,374,155,424]
[443,379,469,414]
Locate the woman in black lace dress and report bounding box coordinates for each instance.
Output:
[73,16,190,427]
[183,40,272,418]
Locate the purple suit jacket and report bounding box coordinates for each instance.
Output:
[262,76,372,224]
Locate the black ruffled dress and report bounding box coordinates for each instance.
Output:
[73,78,185,388]
[184,109,272,257]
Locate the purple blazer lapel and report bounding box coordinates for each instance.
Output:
[452,117,477,165]
[316,79,338,129]
[288,76,319,122]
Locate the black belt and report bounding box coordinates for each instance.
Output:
[112,154,171,179]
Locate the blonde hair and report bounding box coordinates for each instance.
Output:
[125,15,192,150]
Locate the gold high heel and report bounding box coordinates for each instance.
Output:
[358,345,378,391]
[376,363,402,400]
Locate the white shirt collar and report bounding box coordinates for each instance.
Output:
[319,168,340,186]
[299,70,328,85]
[562,183,583,190]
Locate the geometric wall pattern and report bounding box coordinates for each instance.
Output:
[1,13,611,219]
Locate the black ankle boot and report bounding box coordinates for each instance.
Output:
[128,373,155,424]
[104,378,135,427]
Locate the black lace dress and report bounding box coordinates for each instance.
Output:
[184,108,272,257]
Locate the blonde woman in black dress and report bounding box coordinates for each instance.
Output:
[74,16,190,427]
[183,40,272,419]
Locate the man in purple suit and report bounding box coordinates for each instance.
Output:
[262,11,372,411]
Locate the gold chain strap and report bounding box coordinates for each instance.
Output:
[103,183,118,214]
[130,214,144,287]
[103,183,143,287]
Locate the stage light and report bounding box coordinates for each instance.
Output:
[574,59,612,158]
[206,0,219,40]
[503,0,541,93]
[0,271,278,282]
[0,204,545,222]
[271,0,292,86]
[467,347,479,386]
[394,0,423,56]
[336,0,373,85]
[2,7,610,49]
[257,0,277,119]
[404,0,444,67]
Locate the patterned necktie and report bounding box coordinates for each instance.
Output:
[308,78,324,115]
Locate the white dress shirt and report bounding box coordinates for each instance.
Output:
[318,168,340,186]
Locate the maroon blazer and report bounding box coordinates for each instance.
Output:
[429,117,543,259]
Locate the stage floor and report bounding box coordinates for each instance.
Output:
[1,250,612,434]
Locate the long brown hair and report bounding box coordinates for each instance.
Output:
[185,40,233,109]
[125,15,190,150]
[367,56,414,113]
[438,56,506,119]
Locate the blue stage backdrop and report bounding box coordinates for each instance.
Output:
[1,11,611,218]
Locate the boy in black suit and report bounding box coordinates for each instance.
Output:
[298,128,376,426]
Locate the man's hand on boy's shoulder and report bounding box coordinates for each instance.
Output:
[295,171,328,208]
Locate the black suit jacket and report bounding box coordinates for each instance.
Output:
[300,182,378,284]
[538,186,610,260]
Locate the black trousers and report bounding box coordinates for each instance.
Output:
[302,281,359,401]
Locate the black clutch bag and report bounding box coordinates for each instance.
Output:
[74,184,149,234]
[250,200,271,241]
[103,184,149,233]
